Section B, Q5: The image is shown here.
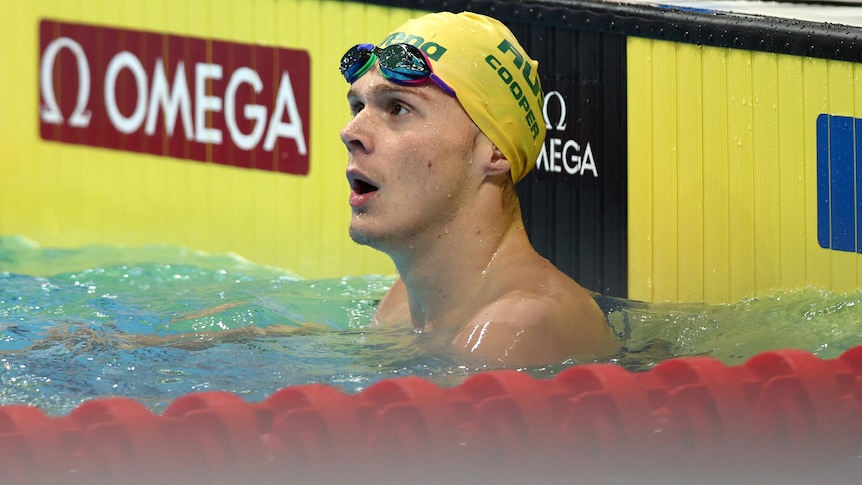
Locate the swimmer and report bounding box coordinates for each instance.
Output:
[339,12,619,367]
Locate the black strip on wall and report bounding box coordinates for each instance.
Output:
[514,25,628,297]
[359,0,862,63]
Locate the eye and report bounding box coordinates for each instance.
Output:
[349,101,364,117]
[390,102,409,116]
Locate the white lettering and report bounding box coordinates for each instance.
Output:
[580,142,598,177]
[264,72,307,155]
[40,37,92,127]
[105,51,148,134]
[225,67,267,151]
[550,137,563,172]
[537,142,556,172]
[562,139,580,175]
[536,138,598,177]
[194,63,223,144]
[534,90,598,178]
[145,59,193,138]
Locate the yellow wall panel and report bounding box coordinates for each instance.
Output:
[676,43,705,302]
[776,54,807,290]
[725,48,756,302]
[650,39,680,302]
[751,51,781,294]
[701,46,731,303]
[626,38,654,302]
[802,56,832,291]
[628,36,862,303]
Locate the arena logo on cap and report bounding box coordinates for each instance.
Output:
[484,40,542,140]
[38,20,311,175]
[379,32,448,61]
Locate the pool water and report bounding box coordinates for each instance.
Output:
[2,235,861,415]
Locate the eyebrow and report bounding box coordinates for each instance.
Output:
[346,82,433,103]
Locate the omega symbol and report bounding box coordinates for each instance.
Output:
[40,37,92,127]
[543,90,567,131]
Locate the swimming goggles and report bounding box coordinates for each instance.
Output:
[339,43,456,97]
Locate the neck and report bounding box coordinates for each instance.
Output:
[389,189,528,332]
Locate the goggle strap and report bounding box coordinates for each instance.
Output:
[429,73,456,98]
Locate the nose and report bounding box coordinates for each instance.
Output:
[340,113,370,154]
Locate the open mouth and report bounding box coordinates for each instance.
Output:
[347,171,380,208]
[351,178,378,195]
[348,171,379,195]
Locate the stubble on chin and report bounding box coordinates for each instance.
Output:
[349,227,370,246]
[348,218,380,248]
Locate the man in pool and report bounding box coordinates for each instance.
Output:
[339,11,619,367]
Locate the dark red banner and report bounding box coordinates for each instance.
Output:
[39,20,310,174]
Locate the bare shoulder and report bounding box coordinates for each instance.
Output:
[371,278,409,327]
[452,272,619,366]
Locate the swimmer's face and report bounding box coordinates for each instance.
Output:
[340,66,485,251]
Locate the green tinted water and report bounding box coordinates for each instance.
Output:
[1,235,861,415]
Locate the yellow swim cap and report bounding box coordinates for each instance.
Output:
[378,12,546,183]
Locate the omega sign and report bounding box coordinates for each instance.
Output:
[38,20,310,174]
[536,91,598,177]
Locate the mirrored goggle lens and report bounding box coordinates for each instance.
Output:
[340,43,431,84]
[339,42,455,97]
[376,44,432,85]
[339,43,376,83]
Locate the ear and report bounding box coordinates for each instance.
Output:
[485,146,511,177]
[474,131,511,177]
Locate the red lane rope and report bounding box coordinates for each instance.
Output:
[1,347,860,484]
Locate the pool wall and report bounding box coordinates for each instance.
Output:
[2,346,861,483]
[6,0,862,303]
